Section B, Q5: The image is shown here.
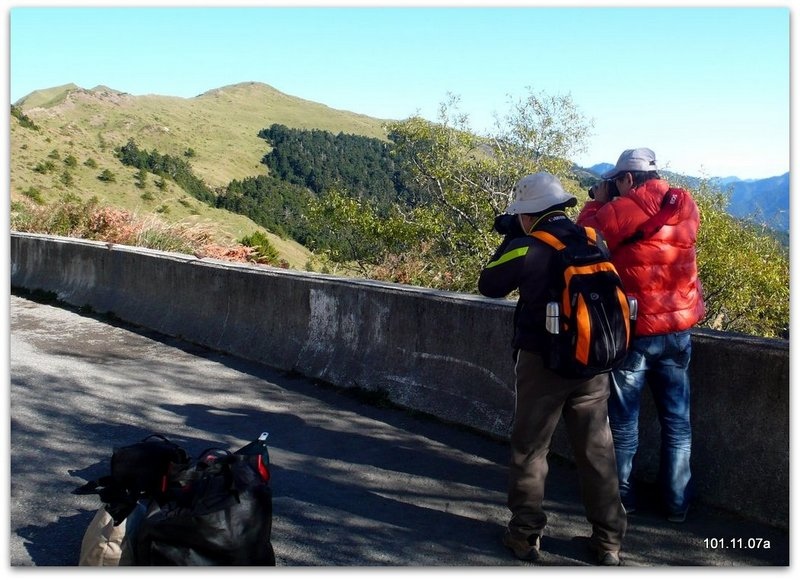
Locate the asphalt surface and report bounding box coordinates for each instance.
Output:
[7,293,791,567]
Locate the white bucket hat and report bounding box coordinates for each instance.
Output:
[601,147,658,179]
[506,172,576,215]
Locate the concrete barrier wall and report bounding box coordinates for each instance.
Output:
[10,232,789,529]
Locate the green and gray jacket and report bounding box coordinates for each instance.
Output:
[478,212,606,354]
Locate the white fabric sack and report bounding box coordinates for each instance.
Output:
[79,507,126,566]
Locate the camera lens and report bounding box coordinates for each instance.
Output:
[493,214,525,238]
[493,214,513,235]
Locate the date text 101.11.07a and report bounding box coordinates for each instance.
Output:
[704,538,772,549]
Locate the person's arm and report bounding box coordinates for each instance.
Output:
[576,200,633,251]
[576,200,603,227]
[478,237,528,298]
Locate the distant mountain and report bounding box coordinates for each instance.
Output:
[10,82,391,268]
[580,165,790,233]
[587,163,614,178]
[718,173,789,232]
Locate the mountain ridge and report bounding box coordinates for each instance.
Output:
[584,164,789,233]
[12,82,789,239]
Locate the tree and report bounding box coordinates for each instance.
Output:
[116,139,216,204]
[135,167,148,189]
[307,187,416,276]
[303,89,788,338]
[259,124,405,206]
[313,88,592,291]
[685,178,789,338]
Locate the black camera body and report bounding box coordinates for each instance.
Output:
[588,179,620,200]
[493,213,525,238]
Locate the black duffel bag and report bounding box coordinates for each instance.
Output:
[130,445,275,566]
[75,432,275,566]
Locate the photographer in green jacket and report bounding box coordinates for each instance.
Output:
[479,172,627,565]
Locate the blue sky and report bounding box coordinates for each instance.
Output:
[6,1,792,180]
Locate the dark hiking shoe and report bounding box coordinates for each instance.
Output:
[503,529,541,561]
[667,510,688,523]
[623,502,636,515]
[590,541,622,566]
[596,550,621,566]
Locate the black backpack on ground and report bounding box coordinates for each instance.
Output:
[73,434,191,525]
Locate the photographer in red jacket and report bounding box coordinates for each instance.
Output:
[577,148,705,523]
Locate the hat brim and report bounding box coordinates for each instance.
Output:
[602,160,657,180]
[506,193,576,215]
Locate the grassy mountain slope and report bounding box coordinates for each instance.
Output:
[11,82,390,268]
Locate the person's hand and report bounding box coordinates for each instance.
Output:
[589,181,611,203]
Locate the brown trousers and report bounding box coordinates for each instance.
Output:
[507,349,627,552]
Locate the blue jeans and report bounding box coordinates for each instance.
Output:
[608,331,693,515]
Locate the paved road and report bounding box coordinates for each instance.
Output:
[8,294,790,567]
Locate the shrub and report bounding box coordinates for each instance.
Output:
[21,187,44,204]
[11,105,40,131]
[239,231,280,264]
[60,170,74,187]
[691,181,789,338]
[34,160,56,174]
[98,169,116,182]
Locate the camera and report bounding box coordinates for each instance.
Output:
[588,179,620,200]
[493,213,525,238]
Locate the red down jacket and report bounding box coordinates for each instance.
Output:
[577,178,705,336]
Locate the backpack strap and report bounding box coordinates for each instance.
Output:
[530,227,606,310]
[621,188,685,246]
[531,226,600,248]
[530,230,565,250]
[583,226,602,246]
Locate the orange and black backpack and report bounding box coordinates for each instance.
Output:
[532,226,635,379]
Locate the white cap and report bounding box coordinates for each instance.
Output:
[506,172,576,215]
[601,148,658,179]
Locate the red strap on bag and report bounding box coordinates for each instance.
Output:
[621,188,685,245]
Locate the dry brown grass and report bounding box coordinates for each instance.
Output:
[11,195,287,267]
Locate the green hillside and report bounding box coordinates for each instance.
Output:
[10,82,391,268]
